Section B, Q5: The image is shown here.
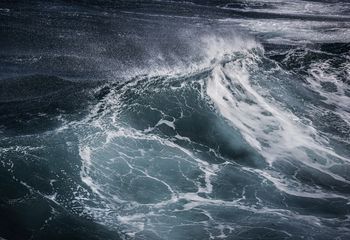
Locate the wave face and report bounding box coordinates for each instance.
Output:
[1,1,350,240]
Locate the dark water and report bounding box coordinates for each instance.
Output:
[1,0,350,239]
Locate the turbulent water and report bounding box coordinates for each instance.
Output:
[1,0,350,239]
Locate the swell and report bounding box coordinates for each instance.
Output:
[71,44,350,239]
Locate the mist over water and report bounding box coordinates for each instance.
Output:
[1,1,350,240]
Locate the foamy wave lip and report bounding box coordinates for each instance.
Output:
[198,34,262,63]
[109,30,262,80]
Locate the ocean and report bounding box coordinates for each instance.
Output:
[0,0,350,239]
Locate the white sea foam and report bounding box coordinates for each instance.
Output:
[206,49,350,197]
[220,18,350,44]
[307,61,350,126]
[78,145,106,198]
[220,0,350,18]
[207,53,315,163]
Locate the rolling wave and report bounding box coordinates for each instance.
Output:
[1,1,350,240]
[66,42,350,239]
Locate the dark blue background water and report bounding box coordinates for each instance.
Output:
[1,1,350,239]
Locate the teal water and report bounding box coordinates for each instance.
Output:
[1,1,350,239]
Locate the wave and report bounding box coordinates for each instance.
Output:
[66,41,350,239]
[0,28,349,240]
[1,1,350,239]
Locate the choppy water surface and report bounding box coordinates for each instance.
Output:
[1,1,350,239]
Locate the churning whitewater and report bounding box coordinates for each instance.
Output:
[0,1,350,240]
